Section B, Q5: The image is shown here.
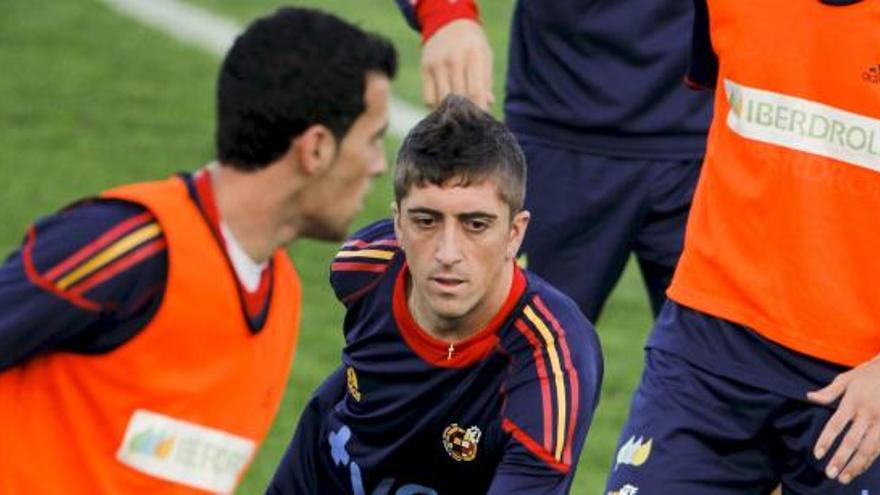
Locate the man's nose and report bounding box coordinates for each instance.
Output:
[434,223,463,265]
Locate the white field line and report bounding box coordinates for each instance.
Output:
[98,0,425,139]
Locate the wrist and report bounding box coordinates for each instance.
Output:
[416,0,480,43]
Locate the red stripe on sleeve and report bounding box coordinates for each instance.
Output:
[22,227,101,312]
[533,296,581,466]
[68,238,167,296]
[341,276,385,306]
[331,262,390,273]
[342,239,399,249]
[414,0,480,42]
[513,318,554,454]
[44,211,153,282]
[502,418,570,474]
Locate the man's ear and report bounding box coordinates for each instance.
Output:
[506,210,530,260]
[292,124,336,177]
[391,201,403,245]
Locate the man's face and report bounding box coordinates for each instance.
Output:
[394,179,528,333]
[303,73,390,241]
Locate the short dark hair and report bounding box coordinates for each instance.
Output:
[394,95,526,216]
[216,8,397,170]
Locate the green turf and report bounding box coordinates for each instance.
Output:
[0,1,654,493]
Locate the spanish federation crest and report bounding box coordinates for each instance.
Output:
[442,423,482,462]
[346,366,362,402]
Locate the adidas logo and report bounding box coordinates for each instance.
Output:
[863,64,880,84]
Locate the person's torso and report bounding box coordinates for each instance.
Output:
[504,0,713,157]
[319,254,517,494]
[318,247,601,493]
[0,177,301,494]
[668,0,880,367]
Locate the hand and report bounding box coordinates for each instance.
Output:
[420,19,493,110]
[807,356,880,485]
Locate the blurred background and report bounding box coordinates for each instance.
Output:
[0,1,653,492]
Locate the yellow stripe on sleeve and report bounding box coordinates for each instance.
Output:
[524,305,567,461]
[334,249,395,261]
[56,223,162,290]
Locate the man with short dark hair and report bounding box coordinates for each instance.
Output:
[267,95,603,495]
[396,0,711,323]
[0,7,396,494]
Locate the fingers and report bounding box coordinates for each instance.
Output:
[421,48,455,108]
[450,55,467,101]
[811,360,880,485]
[838,422,880,484]
[432,65,451,108]
[422,48,488,109]
[465,44,493,109]
[823,411,866,481]
[421,66,437,109]
[807,373,849,406]
[815,401,854,461]
[420,19,493,110]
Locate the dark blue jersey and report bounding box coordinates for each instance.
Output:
[397,0,713,158]
[269,220,604,494]
[0,172,273,371]
[504,0,713,158]
[0,199,167,371]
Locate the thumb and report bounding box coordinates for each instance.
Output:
[807,374,849,405]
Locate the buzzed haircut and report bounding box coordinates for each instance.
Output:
[216,7,397,171]
[394,95,527,216]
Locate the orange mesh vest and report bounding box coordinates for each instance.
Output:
[668,0,880,366]
[0,177,301,494]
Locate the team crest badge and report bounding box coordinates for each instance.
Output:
[442,423,482,462]
[346,366,362,402]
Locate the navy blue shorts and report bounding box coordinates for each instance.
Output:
[606,348,880,494]
[518,140,701,321]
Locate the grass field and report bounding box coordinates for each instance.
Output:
[0,1,654,493]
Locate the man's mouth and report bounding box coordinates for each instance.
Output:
[430,276,465,289]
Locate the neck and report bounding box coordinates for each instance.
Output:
[210,162,303,263]
[407,262,514,343]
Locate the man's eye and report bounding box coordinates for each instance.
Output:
[466,220,489,232]
[413,217,435,228]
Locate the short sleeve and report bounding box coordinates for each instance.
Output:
[329,219,399,307]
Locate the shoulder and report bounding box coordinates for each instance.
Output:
[27,198,164,275]
[329,219,402,306]
[23,198,167,309]
[504,271,602,373]
[499,270,604,428]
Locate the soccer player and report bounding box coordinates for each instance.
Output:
[395,0,712,321]
[266,95,603,494]
[0,8,396,494]
[605,0,880,493]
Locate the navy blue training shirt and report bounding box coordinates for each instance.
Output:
[397,0,714,158]
[268,220,604,494]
